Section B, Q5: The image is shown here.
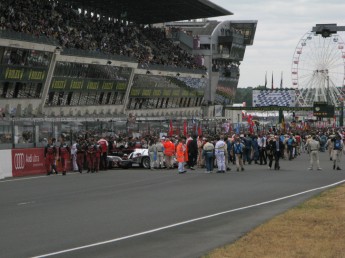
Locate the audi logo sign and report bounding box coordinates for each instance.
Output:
[14,153,26,170]
[12,148,51,177]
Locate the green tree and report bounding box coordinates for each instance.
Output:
[234,87,253,106]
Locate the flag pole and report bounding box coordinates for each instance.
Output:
[264,71,267,89]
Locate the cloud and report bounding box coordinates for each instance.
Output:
[210,0,345,88]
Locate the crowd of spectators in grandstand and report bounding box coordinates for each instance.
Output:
[0,0,205,70]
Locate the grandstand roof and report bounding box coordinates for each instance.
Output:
[64,0,233,24]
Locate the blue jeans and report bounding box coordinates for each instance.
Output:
[244,149,252,163]
[288,145,293,160]
[204,152,214,172]
[178,162,185,172]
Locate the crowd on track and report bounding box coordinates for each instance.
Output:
[44,129,345,175]
[0,0,205,70]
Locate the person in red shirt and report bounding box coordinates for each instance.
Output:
[58,135,70,176]
[45,138,57,175]
[97,137,108,170]
[86,138,96,173]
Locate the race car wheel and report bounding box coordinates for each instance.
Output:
[141,157,150,169]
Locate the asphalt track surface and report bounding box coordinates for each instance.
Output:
[1,151,345,258]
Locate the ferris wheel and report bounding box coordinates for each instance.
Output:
[291,31,345,106]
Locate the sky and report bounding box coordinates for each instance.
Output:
[210,0,345,88]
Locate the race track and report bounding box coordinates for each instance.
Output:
[1,151,344,258]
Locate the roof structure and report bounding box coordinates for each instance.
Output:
[61,0,233,24]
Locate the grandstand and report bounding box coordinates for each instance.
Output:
[0,0,256,128]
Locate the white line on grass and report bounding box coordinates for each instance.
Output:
[31,179,345,258]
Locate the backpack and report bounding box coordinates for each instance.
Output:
[320,135,327,144]
[234,143,242,154]
[287,138,294,146]
[334,139,342,150]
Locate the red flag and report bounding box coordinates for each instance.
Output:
[169,120,173,136]
[183,120,187,136]
[198,123,202,136]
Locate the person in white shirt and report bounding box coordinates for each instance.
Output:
[155,138,165,169]
[215,135,226,173]
[71,141,78,172]
[305,135,322,171]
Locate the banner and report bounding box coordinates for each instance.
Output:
[12,148,71,177]
[252,89,296,107]
[51,77,128,92]
[0,65,48,83]
[197,123,202,136]
[214,105,223,117]
[12,148,46,177]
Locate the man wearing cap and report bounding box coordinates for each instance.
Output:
[306,135,322,171]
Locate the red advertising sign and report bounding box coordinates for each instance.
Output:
[12,148,46,177]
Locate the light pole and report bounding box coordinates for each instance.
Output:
[58,97,63,136]
[326,70,330,105]
[237,113,240,134]
[340,98,344,127]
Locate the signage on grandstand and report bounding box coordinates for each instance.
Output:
[313,102,335,117]
[130,88,203,98]
[0,66,47,83]
[252,89,296,107]
[50,78,128,92]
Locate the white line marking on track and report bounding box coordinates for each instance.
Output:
[31,179,345,258]
[0,175,49,182]
[17,201,36,206]
[0,174,77,183]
